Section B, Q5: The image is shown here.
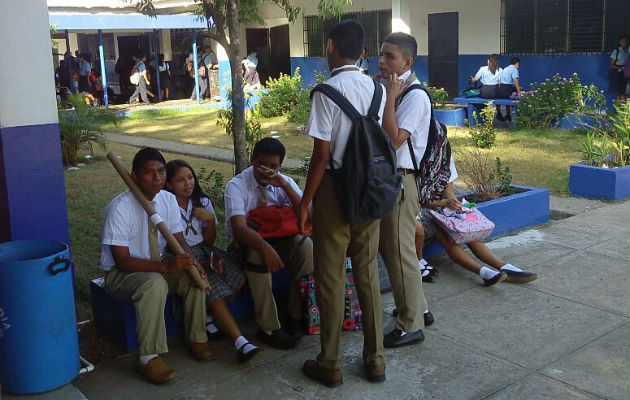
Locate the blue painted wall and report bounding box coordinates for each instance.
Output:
[0,123,70,245]
[291,54,615,105]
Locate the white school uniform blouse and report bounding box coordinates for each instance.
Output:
[448,156,459,183]
[224,166,302,241]
[100,190,182,271]
[307,65,386,169]
[180,197,216,247]
[475,66,502,85]
[392,70,432,169]
[499,65,519,85]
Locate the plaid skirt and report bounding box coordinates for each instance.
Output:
[416,208,439,243]
[191,242,244,304]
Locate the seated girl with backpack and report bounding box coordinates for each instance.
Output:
[470,54,506,121]
[165,160,260,363]
[415,156,538,286]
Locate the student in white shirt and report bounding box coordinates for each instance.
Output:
[471,54,504,121]
[242,49,260,88]
[497,57,522,121]
[377,31,433,349]
[609,34,629,102]
[225,138,313,350]
[165,160,259,363]
[297,19,387,387]
[415,156,538,286]
[100,147,212,385]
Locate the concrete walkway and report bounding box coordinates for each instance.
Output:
[103,132,304,170]
[6,199,626,400]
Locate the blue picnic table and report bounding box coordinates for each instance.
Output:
[454,97,520,126]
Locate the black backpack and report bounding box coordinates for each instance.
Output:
[399,84,451,205]
[310,80,402,224]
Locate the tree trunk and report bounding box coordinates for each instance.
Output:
[226,0,249,174]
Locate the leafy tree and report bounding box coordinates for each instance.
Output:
[132,0,351,173]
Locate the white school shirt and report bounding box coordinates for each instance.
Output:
[475,66,502,85]
[100,190,182,271]
[611,47,629,66]
[448,156,459,183]
[179,197,216,247]
[499,65,519,85]
[224,166,302,241]
[307,65,387,169]
[392,70,431,169]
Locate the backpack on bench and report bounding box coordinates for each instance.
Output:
[310,80,402,224]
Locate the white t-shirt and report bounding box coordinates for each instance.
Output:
[499,65,519,85]
[307,65,386,169]
[475,66,502,85]
[393,70,431,169]
[224,166,302,241]
[100,190,182,271]
[179,197,216,247]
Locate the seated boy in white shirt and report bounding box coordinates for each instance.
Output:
[101,147,212,385]
[224,138,313,350]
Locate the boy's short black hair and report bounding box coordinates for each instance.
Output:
[620,34,629,42]
[132,147,166,173]
[251,138,286,164]
[510,57,520,65]
[383,32,418,60]
[328,19,365,60]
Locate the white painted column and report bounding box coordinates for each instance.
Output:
[160,29,172,61]
[392,0,411,34]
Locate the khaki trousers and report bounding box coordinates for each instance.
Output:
[105,269,207,355]
[379,173,428,332]
[242,235,314,331]
[313,174,384,370]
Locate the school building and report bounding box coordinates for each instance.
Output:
[247,0,629,102]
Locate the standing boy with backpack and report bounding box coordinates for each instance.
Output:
[297,20,400,387]
[377,32,434,348]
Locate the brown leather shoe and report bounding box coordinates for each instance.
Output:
[186,340,214,361]
[135,356,177,384]
[302,359,343,388]
[365,363,386,383]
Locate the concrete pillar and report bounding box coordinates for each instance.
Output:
[160,29,172,61]
[392,0,411,34]
[0,0,70,244]
[216,43,230,103]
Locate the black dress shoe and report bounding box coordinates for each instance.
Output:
[503,269,538,283]
[483,271,507,287]
[424,311,435,327]
[255,329,297,349]
[285,318,306,339]
[383,328,425,348]
[236,342,260,363]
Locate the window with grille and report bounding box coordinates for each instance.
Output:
[502,0,630,54]
[303,9,392,58]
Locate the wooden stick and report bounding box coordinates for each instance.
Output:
[106,152,210,291]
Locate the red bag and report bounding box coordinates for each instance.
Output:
[246,205,312,239]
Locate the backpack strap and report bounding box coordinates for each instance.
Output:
[400,83,438,175]
[367,80,383,119]
[310,83,362,120]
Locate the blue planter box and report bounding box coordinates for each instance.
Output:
[569,162,630,200]
[558,113,607,130]
[424,184,550,258]
[434,108,467,127]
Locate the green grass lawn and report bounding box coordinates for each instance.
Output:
[102,109,584,195]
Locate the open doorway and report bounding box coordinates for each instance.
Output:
[428,12,459,99]
[246,25,291,85]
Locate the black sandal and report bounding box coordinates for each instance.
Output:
[237,341,260,363]
[420,263,439,283]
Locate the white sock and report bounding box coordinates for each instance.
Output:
[264,329,272,335]
[139,354,158,365]
[235,336,258,353]
[479,266,500,280]
[501,263,523,272]
[206,315,214,323]
[206,322,219,334]
[424,309,430,314]
[419,258,428,266]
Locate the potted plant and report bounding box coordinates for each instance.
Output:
[423,84,467,127]
[569,101,630,200]
[517,73,607,130]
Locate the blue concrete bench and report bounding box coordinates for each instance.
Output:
[90,271,292,352]
[454,97,520,126]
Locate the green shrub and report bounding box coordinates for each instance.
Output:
[421,83,449,109]
[459,151,513,202]
[287,88,311,125]
[469,103,497,148]
[582,101,630,167]
[256,68,304,118]
[58,93,118,165]
[517,73,606,129]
